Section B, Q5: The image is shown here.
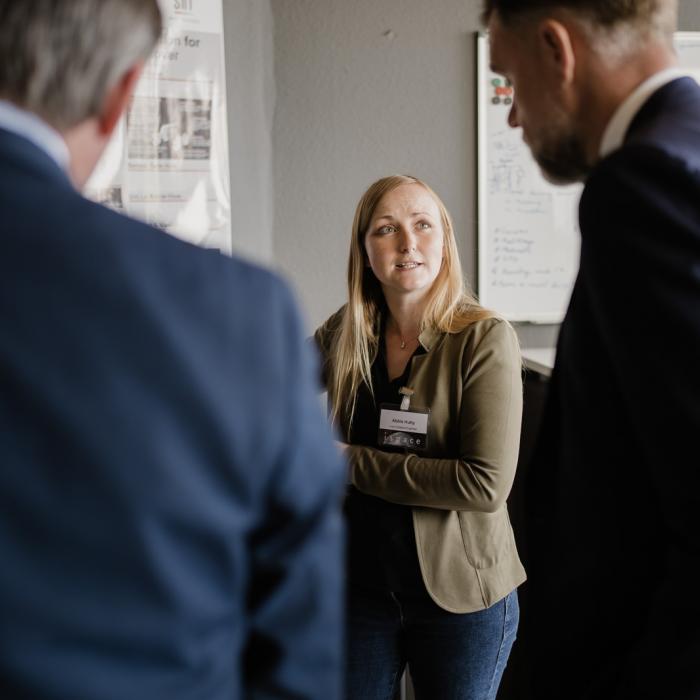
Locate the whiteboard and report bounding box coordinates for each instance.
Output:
[476,32,700,323]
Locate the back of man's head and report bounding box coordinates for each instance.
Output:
[0,0,162,132]
[483,0,677,47]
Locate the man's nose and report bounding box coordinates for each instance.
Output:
[508,98,519,128]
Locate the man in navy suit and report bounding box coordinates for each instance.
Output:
[0,2,344,698]
[485,1,700,697]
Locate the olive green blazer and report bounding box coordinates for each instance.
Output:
[315,308,526,612]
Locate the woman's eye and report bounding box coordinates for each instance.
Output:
[417,221,431,230]
[378,225,396,234]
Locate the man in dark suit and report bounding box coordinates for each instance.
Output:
[485,1,700,697]
[0,2,344,698]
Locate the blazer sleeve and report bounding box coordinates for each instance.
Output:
[347,320,523,512]
[311,305,346,390]
[245,280,345,700]
[578,145,700,695]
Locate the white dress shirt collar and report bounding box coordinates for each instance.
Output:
[599,68,690,159]
[0,99,70,173]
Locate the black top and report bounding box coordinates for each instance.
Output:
[345,337,426,592]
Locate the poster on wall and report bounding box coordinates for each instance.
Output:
[86,0,231,253]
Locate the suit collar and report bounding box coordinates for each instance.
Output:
[0,126,73,189]
[418,326,441,351]
[599,69,690,159]
[0,100,70,173]
[625,75,699,142]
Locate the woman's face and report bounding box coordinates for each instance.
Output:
[364,183,445,305]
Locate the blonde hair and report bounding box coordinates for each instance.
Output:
[328,175,493,427]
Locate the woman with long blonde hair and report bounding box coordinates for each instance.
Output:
[314,175,525,700]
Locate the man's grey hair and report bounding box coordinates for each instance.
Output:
[0,0,162,131]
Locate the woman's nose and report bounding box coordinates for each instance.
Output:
[398,229,417,253]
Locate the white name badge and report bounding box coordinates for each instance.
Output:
[378,404,430,451]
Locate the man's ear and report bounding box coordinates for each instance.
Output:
[98,60,146,137]
[538,19,576,86]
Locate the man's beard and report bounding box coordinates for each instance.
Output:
[531,123,592,185]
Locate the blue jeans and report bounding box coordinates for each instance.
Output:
[346,585,519,700]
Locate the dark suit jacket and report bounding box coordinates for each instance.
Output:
[0,127,345,700]
[526,77,700,699]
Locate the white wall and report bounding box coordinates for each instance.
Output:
[226,0,700,343]
[271,0,487,335]
[680,1,700,28]
[223,0,275,264]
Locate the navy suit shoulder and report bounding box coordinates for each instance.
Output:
[0,129,344,699]
[625,76,700,164]
[526,77,700,699]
